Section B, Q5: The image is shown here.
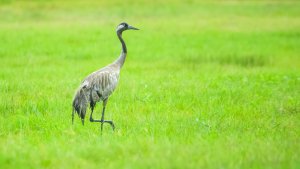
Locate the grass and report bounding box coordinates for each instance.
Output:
[0,0,300,168]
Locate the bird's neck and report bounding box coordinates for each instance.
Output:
[118,31,127,54]
[114,31,127,68]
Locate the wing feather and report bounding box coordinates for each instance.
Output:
[84,70,119,99]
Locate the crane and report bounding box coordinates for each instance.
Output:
[72,22,139,132]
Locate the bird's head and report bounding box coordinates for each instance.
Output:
[116,22,139,33]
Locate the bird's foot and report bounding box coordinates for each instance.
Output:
[104,120,115,131]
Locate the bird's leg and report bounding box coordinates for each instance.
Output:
[100,99,106,132]
[88,101,104,123]
[103,120,115,130]
[89,102,108,125]
[89,95,115,132]
[100,98,115,132]
[89,103,95,122]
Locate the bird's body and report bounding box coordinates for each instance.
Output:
[72,22,139,132]
[84,64,120,102]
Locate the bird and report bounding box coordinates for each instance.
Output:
[72,22,139,132]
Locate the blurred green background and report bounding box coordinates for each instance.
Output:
[0,0,299,168]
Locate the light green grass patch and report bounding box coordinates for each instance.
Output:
[0,0,299,169]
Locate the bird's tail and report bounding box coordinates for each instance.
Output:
[72,87,89,125]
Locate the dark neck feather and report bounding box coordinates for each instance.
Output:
[117,31,127,54]
[114,31,127,68]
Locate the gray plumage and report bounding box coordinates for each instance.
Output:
[72,64,119,123]
[72,22,139,131]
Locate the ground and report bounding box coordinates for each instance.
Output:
[0,0,299,168]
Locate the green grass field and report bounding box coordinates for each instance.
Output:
[0,0,300,168]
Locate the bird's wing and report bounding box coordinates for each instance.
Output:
[83,69,119,99]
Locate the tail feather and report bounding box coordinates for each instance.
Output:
[72,87,89,125]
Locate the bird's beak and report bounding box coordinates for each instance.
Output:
[128,25,139,30]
